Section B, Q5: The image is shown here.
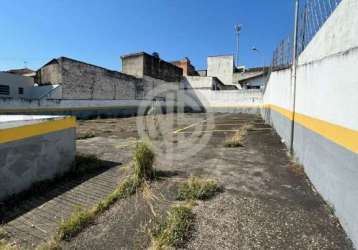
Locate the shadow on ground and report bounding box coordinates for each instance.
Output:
[0,159,120,224]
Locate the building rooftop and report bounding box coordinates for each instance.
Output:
[5,68,36,77]
[207,54,234,58]
[40,56,139,80]
[120,52,148,59]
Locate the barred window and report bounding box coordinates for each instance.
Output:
[0,85,10,95]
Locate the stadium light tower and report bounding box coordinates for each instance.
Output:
[235,24,242,67]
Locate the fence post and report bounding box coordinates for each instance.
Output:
[290,0,299,154]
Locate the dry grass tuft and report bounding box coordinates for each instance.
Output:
[58,207,96,241]
[148,176,222,249]
[77,132,96,140]
[177,177,221,201]
[0,240,19,250]
[288,163,305,177]
[150,203,194,250]
[133,142,155,180]
[224,124,253,148]
[142,182,160,217]
[0,229,6,240]
[35,239,61,250]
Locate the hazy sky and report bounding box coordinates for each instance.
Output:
[0,0,294,71]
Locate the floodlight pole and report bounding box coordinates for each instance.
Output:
[235,24,242,67]
[290,0,299,154]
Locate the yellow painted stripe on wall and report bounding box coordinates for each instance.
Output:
[267,104,358,154]
[209,104,261,108]
[0,117,76,144]
[267,104,294,120]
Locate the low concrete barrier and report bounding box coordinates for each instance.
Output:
[0,115,76,201]
[0,89,263,118]
[186,89,262,114]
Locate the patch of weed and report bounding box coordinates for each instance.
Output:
[224,124,253,148]
[133,142,155,180]
[58,207,96,241]
[35,239,60,250]
[0,228,6,240]
[0,239,18,250]
[150,203,194,250]
[288,163,305,177]
[96,176,140,213]
[177,177,221,201]
[77,132,95,140]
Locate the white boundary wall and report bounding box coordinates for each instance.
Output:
[263,0,358,247]
[187,89,262,111]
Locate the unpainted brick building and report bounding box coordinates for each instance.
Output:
[37,54,183,100]
[36,57,142,100]
[121,52,183,82]
[170,58,198,76]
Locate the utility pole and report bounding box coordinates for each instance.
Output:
[235,24,242,67]
[290,0,299,154]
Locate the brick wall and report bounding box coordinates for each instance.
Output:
[122,52,183,82]
[38,57,142,100]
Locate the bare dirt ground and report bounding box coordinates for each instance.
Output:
[62,113,353,249]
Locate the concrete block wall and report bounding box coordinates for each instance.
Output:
[0,116,76,201]
[262,0,358,247]
[182,76,238,91]
[142,75,180,100]
[207,55,234,85]
[186,89,262,113]
[121,54,145,78]
[182,76,215,89]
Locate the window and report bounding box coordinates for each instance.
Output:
[0,85,10,95]
[18,87,24,95]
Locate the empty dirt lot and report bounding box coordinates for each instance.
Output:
[0,113,353,249]
[67,113,353,249]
